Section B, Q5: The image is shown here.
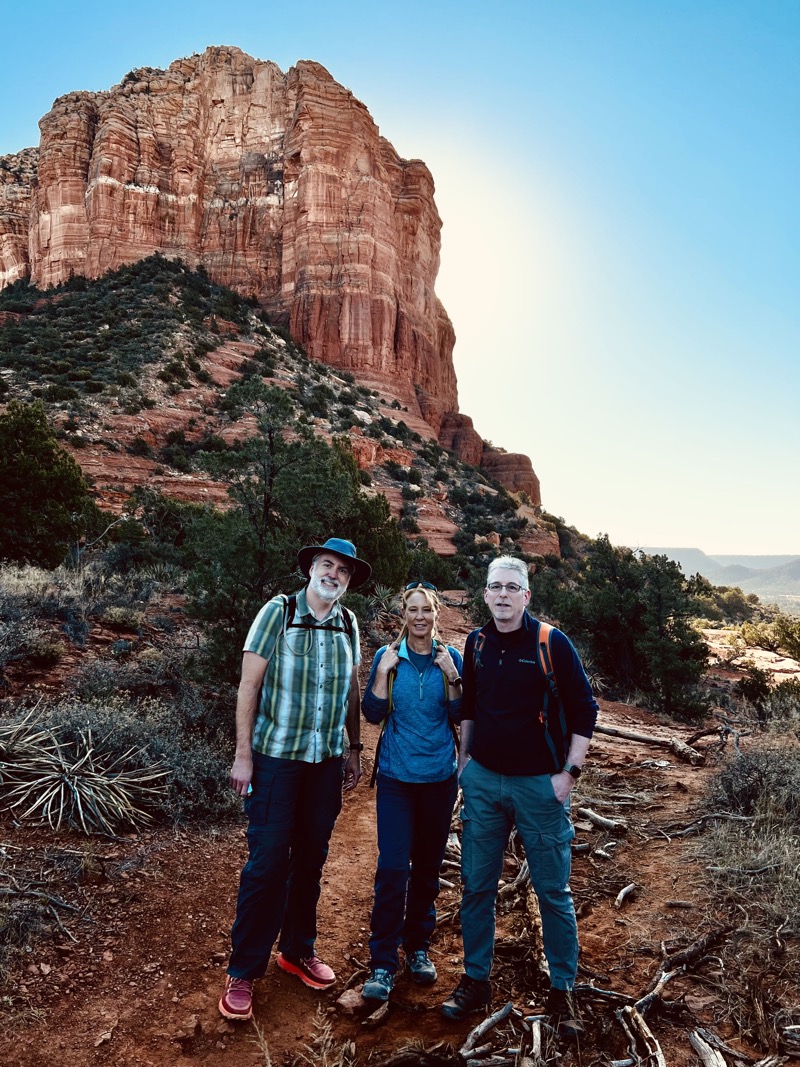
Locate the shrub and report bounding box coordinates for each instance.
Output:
[0,401,101,568]
[15,695,237,825]
[102,606,145,631]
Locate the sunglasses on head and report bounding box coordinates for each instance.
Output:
[405,581,438,592]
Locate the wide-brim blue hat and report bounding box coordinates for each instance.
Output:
[297,537,372,589]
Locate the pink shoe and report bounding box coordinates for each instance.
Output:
[219,975,254,1021]
[277,952,336,989]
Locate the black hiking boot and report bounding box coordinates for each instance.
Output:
[441,974,491,1020]
[545,987,584,1040]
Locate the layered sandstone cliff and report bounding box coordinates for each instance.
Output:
[0,46,547,513]
[0,47,457,410]
[0,148,37,288]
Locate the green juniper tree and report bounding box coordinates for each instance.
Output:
[0,400,99,567]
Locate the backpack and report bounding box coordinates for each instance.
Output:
[281,593,354,641]
[473,619,569,769]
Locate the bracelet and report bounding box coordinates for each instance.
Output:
[349,742,364,752]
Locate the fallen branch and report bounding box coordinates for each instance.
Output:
[663,926,732,970]
[594,723,704,764]
[618,1004,667,1067]
[576,807,628,834]
[693,1028,756,1062]
[689,1030,729,1066]
[459,1001,514,1056]
[575,983,634,1005]
[498,859,529,898]
[615,882,638,908]
[635,967,684,1016]
[0,888,80,911]
[666,813,754,838]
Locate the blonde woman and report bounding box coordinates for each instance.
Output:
[361,582,463,1002]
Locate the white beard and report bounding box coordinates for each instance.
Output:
[309,572,345,603]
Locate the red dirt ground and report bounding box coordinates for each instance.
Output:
[0,607,791,1066]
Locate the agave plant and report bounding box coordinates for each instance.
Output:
[1,727,169,835]
[366,585,400,625]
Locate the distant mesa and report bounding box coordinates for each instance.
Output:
[644,547,800,612]
[0,45,538,500]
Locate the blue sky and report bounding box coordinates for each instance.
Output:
[1,0,798,554]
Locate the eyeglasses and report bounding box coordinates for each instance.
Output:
[486,582,525,594]
[405,581,438,591]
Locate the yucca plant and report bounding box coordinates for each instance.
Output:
[0,708,59,766]
[366,584,399,625]
[1,727,169,835]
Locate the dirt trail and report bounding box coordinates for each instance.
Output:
[0,610,770,1066]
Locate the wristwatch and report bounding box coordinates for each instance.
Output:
[349,742,364,752]
[449,676,463,687]
[563,763,582,779]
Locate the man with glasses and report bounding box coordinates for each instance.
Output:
[219,537,371,1023]
[442,556,598,1040]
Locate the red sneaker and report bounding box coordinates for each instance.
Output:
[277,952,336,989]
[219,975,254,1021]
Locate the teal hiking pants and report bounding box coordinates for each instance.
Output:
[459,757,578,989]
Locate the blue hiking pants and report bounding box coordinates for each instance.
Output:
[369,773,458,973]
[459,757,578,989]
[228,751,343,980]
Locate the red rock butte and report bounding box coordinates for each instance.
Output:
[0,45,540,503]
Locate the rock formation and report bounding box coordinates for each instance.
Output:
[0,46,544,512]
[1,47,456,410]
[0,148,37,288]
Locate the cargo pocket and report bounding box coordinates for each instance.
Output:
[244,772,275,831]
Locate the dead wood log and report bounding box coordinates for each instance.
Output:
[498,858,529,898]
[663,926,732,970]
[618,1004,667,1067]
[635,967,684,1016]
[576,806,628,834]
[528,1019,544,1065]
[524,883,550,981]
[594,723,704,764]
[459,1001,514,1056]
[465,1059,513,1067]
[667,813,754,838]
[576,983,634,1005]
[689,1030,729,1066]
[464,1043,494,1058]
[693,1027,755,1062]
[615,882,639,908]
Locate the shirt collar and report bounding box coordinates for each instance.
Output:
[398,636,437,660]
[295,586,344,623]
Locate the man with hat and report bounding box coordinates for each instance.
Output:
[219,537,371,1022]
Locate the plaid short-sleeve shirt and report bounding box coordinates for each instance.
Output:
[244,588,361,763]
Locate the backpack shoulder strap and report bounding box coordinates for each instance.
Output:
[472,629,487,672]
[535,620,570,769]
[370,658,395,788]
[536,622,557,695]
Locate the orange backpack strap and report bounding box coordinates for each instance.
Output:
[535,621,569,769]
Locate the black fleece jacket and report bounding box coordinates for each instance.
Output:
[459,612,599,776]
